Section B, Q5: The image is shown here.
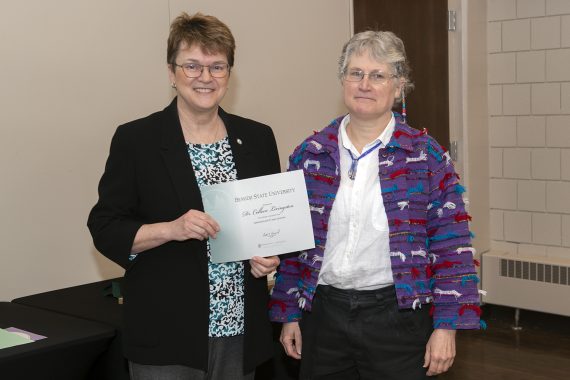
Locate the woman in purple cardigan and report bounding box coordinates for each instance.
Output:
[270,31,482,379]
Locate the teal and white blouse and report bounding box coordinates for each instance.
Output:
[188,136,245,337]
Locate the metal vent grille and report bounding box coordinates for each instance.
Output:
[500,259,569,286]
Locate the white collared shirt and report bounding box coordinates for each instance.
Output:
[317,113,395,290]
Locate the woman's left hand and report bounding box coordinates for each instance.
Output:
[249,255,280,278]
[424,329,456,376]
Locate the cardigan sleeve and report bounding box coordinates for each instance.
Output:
[269,145,305,323]
[426,136,482,330]
[87,125,144,269]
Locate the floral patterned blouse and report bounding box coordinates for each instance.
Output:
[188,136,245,337]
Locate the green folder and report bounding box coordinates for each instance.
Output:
[0,328,33,349]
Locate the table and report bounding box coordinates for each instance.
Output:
[12,278,128,380]
[0,302,115,380]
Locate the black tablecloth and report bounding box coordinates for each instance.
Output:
[0,302,115,380]
[12,278,128,380]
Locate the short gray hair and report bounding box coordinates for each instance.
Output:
[338,30,414,100]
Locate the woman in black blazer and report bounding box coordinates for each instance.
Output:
[88,12,280,380]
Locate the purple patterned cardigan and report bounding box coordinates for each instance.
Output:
[270,114,482,330]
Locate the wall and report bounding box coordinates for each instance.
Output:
[0,0,350,301]
[488,0,570,259]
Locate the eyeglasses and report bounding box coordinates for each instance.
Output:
[173,62,230,78]
[343,69,397,85]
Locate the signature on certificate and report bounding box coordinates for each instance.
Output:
[262,229,281,239]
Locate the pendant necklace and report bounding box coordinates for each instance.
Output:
[346,140,383,180]
[185,116,222,145]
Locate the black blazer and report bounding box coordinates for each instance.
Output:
[87,98,281,372]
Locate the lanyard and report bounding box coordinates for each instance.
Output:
[346,140,383,180]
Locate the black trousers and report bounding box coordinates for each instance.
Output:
[299,285,433,380]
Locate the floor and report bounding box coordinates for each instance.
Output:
[440,305,570,380]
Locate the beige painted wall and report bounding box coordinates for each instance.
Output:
[0,0,350,301]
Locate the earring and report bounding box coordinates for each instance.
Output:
[171,82,177,89]
[401,90,407,124]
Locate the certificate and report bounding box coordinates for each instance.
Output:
[200,170,315,263]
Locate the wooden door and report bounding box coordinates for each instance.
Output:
[353,0,450,149]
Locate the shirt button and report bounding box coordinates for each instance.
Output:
[385,194,393,200]
[381,169,388,175]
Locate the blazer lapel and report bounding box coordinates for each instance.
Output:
[220,108,257,180]
[220,108,256,275]
[159,99,209,275]
[159,99,204,212]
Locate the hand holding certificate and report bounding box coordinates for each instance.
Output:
[200,170,315,263]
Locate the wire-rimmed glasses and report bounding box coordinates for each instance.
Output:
[173,62,230,78]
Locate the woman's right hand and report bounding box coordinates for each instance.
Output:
[280,321,302,359]
[131,210,220,254]
[168,209,220,241]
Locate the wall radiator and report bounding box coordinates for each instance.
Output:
[481,251,570,317]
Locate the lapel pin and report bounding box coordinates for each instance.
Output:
[236,138,243,145]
